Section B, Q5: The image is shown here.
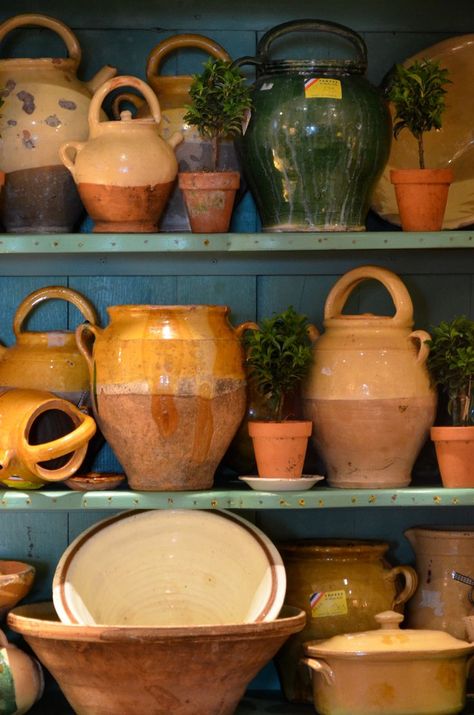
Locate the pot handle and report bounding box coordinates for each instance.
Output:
[13,286,98,338]
[235,320,259,338]
[409,329,432,364]
[88,75,162,131]
[146,34,230,81]
[111,93,145,121]
[256,19,367,67]
[20,400,97,482]
[324,265,414,327]
[75,322,102,381]
[0,14,81,69]
[301,657,335,686]
[387,565,419,607]
[58,142,85,179]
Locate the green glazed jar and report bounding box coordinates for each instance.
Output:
[235,20,392,231]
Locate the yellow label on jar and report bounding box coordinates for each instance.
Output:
[304,78,342,99]
[310,589,348,617]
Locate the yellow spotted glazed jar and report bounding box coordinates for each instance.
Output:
[76,305,257,490]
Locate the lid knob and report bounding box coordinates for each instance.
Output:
[375,610,404,630]
[120,110,133,122]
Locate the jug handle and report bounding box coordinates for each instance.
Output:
[13,286,98,338]
[146,34,230,81]
[111,93,145,121]
[20,402,96,483]
[0,14,81,69]
[88,75,162,131]
[255,19,367,68]
[409,329,432,364]
[235,321,259,338]
[388,565,419,607]
[58,143,85,180]
[323,265,414,327]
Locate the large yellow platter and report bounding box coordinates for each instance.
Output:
[372,34,474,229]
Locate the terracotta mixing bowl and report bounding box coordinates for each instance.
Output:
[0,560,35,619]
[8,602,305,715]
[53,509,286,626]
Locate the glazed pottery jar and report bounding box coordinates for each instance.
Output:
[0,629,43,715]
[276,539,418,703]
[303,265,437,488]
[235,19,391,231]
[0,561,35,620]
[303,610,474,715]
[59,75,183,233]
[405,526,474,638]
[0,388,97,489]
[0,13,117,233]
[76,305,257,490]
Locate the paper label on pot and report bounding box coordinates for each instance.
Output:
[304,78,342,99]
[309,589,348,617]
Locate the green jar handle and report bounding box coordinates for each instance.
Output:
[256,18,367,68]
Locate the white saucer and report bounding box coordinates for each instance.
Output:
[239,475,325,492]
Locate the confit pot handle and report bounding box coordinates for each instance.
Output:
[0,13,81,68]
[387,565,419,607]
[409,329,432,364]
[13,286,98,338]
[111,93,144,120]
[301,657,334,686]
[75,322,102,382]
[235,321,259,338]
[146,34,230,80]
[88,75,162,131]
[324,265,414,327]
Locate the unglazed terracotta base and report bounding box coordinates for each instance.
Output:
[8,603,305,715]
[304,396,436,488]
[78,181,175,233]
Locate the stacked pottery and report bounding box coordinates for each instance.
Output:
[0,13,117,233]
[303,265,437,487]
[76,304,257,490]
[235,19,391,231]
[59,75,183,233]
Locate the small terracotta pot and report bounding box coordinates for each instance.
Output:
[178,171,240,233]
[248,420,312,478]
[0,561,36,620]
[390,168,454,231]
[431,425,474,487]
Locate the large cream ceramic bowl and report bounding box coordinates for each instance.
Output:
[53,509,286,626]
[372,34,474,229]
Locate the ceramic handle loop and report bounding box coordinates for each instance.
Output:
[13,286,98,337]
[146,34,230,79]
[88,75,162,130]
[409,329,432,364]
[301,657,334,686]
[388,565,419,607]
[324,265,414,326]
[256,18,367,67]
[0,13,81,67]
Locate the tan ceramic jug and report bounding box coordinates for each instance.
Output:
[0,629,43,714]
[76,305,257,490]
[60,75,183,233]
[405,526,474,638]
[0,13,117,233]
[0,388,96,489]
[111,34,240,231]
[303,265,437,488]
[276,539,418,703]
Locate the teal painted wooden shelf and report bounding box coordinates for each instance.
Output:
[1,486,473,510]
[0,231,472,253]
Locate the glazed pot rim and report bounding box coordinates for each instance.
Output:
[304,643,474,659]
[279,538,390,554]
[106,304,229,312]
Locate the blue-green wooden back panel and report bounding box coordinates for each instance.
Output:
[177,275,256,323]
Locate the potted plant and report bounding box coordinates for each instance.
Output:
[387,58,453,231]
[178,58,252,233]
[243,306,317,479]
[427,315,474,487]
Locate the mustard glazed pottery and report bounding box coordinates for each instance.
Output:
[0,561,35,620]
[76,304,256,491]
[8,602,305,715]
[276,538,418,703]
[60,75,183,233]
[235,19,391,231]
[0,388,96,489]
[0,628,43,715]
[303,265,437,488]
[52,509,286,627]
[0,13,117,233]
[303,610,474,715]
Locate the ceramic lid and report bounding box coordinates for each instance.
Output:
[304,611,474,656]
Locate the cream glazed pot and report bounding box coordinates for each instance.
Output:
[303,265,437,488]
[59,75,183,232]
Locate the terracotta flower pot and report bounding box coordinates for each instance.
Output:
[390,168,454,231]
[248,420,312,478]
[431,425,474,487]
[178,171,240,233]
